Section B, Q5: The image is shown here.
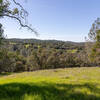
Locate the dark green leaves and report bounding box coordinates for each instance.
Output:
[0,0,2,3]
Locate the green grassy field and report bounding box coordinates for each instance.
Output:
[0,67,100,100]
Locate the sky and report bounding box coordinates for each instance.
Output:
[1,0,100,42]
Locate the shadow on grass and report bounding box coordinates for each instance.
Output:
[0,72,12,77]
[0,82,100,100]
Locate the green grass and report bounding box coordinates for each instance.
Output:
[67,49,78,53]
[0,67,100,100]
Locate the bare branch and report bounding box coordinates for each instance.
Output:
[3,14,38,35]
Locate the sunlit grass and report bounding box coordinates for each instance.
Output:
[0,67,100,100]
[67,49,78,53]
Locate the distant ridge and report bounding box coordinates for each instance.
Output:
[5,38,85,44]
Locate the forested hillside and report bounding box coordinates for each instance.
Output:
[5,39,85,50]
[0,38,96,73]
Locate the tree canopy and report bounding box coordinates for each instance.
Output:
[88,18,100,64]
[88,18,100,41]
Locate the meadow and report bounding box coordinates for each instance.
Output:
[0,67,100,100]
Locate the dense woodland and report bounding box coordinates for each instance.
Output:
[0,38,97,73]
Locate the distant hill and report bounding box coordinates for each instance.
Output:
[5,38,85,44]
[5,38,85,50]
[5,38,85,46]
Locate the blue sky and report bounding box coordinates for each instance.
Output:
[1,0,100,42]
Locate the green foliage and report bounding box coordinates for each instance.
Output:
[13,8,19,15]
[0,38,95,73]
[67,49,78,53]
[88,18,100,64]
[0,0,2,3]
[0,49,26,72]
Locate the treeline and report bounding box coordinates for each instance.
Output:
[0,39,96,73]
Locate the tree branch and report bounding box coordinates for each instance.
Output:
[0,0,38,35]
[12,0,28,16]
[3,14,38,35]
